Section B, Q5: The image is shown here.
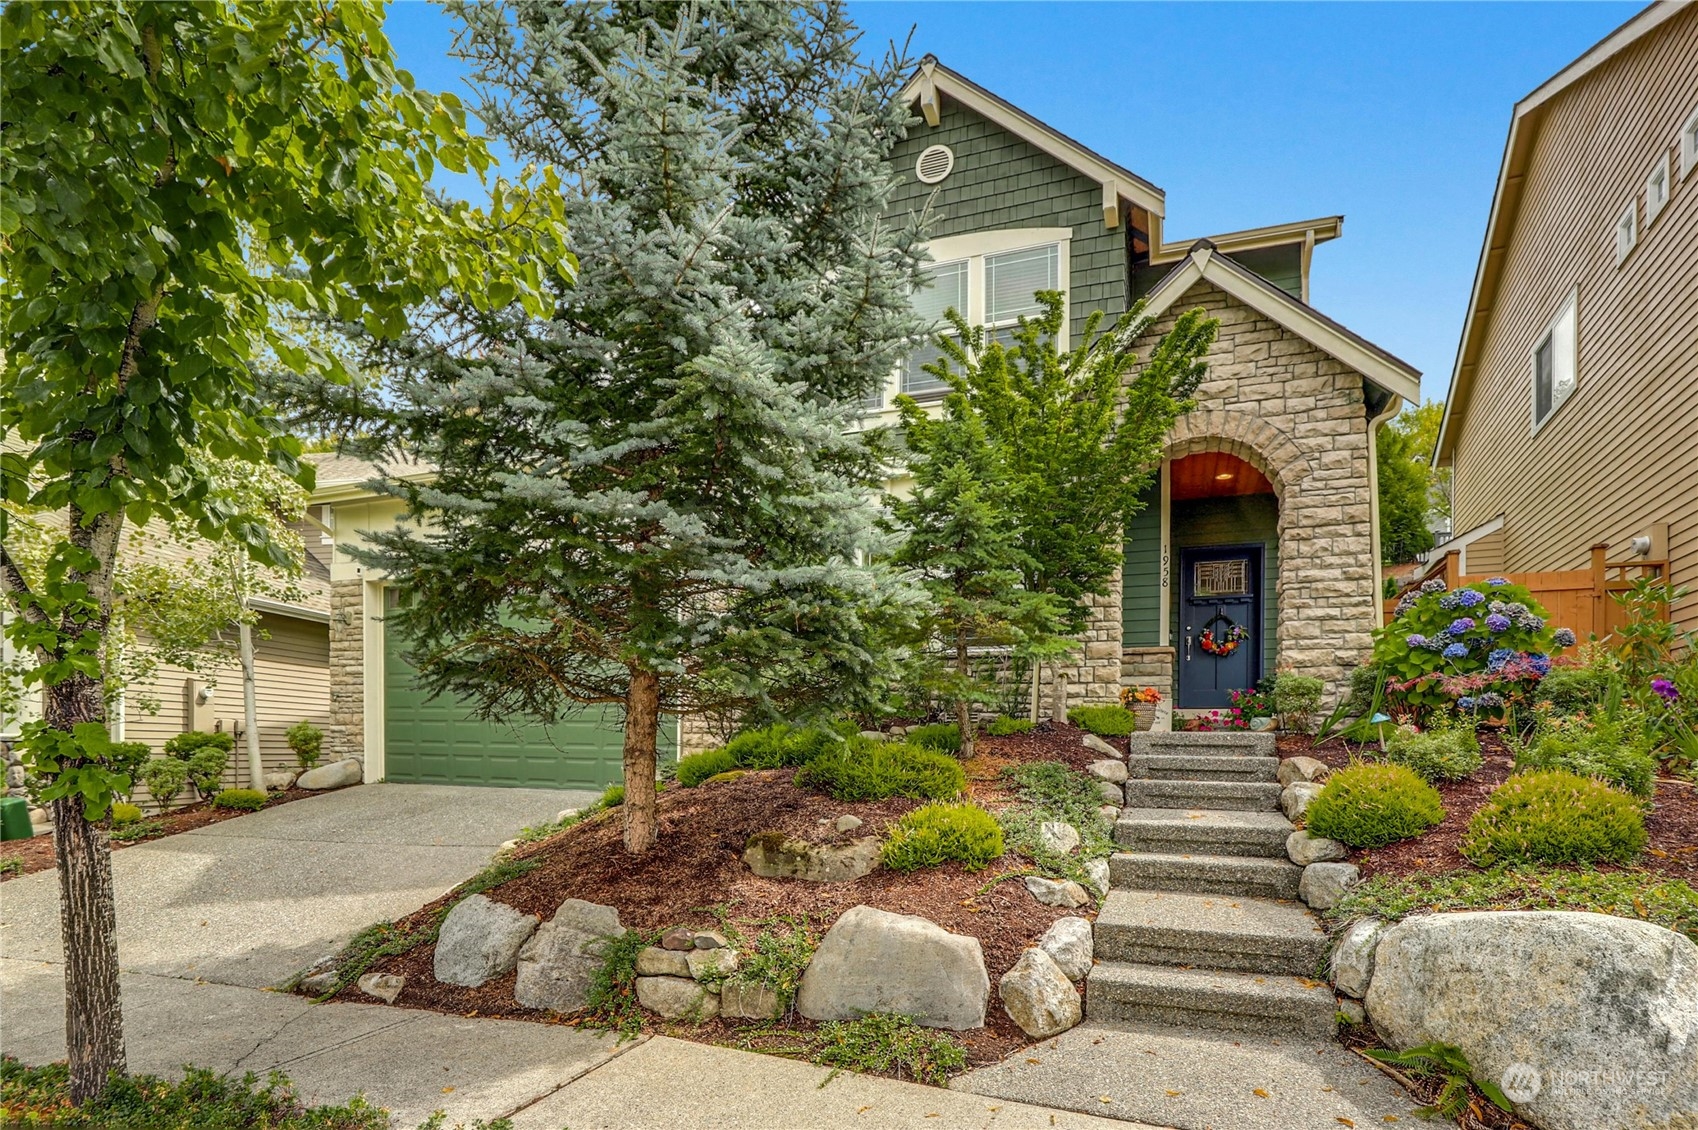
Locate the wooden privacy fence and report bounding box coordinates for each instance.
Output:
[1384,544,1669,641]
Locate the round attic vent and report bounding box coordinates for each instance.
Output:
[915,144,955,185]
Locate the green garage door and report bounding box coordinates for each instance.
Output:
[383,622,670,789]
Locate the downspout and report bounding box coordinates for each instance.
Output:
[1366,393,1403,600]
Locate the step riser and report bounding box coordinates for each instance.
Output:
[1127,732,1276,758]
[1115,825,1290,859]
[1123,781,1282,812]
[1127,756,1278,782]
[1094,928,1325,976]
[1109,855,1302,900]
[1084,986,1336,1039]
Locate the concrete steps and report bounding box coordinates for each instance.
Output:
[1086,961,1337,1038]
[1126,731,1276,758]
[1093,890,1328,975]
[1108,851,1303,900]
[1122,778,1282,812]
[1127,752,1279,782]
[1114,807,1292,858]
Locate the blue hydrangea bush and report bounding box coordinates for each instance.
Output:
[1373,578,1577,711]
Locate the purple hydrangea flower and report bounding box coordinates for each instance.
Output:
[1485,613,1512,633]
[1515,613,1545,632]
[1439,592,1464,610]
[1424,637,1450,652]
[1487,647,1516,672]
[1421,578,1447,594]
[1553,628,1577,647]
[1406,634,1429,649]
[1478,691,1504,708]
[1529,653,1552,676]
[1488,600,1508,614]
[1447,617,1476,636]
[1443,643,1469,659]
[1485,577,1510,586]
[1457,695,1476,709]
[1652,677,1680,702]
[1456,589,1486,608]
[1395,593,1419,616]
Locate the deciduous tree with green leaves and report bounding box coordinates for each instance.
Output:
[0,0,568,1100]
[1378,401,1447,565]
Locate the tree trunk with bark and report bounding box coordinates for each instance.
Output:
[955,626,974,759]
[621,665,661,854]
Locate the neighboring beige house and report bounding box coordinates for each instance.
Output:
[1434,1,1698,634]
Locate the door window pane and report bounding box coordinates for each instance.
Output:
[986,244,1058,325]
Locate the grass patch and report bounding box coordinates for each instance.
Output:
[996,761,1114,885]
[811,1012,968,1086]
[1329,865,1698,942]
[1066,704,1136,737]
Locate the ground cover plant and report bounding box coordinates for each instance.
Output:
[1304,763,1445,848]
[984,716,1034,737]
[1460,770,1647,866]
[995,761,1114,884]
[1513,710,1656,798]
[904,723,964,756]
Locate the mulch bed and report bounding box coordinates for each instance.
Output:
[0,787,318,882]
[1277,733,1698,883]
[329,732,1106,1068]
[974,719,1121,771]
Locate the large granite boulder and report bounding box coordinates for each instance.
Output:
[796,905,989,1030]
[998,948,1081,1038]
[1366,911,1698,1130]
[743,831,880,883]
[434,894,540,987]
[297,758,362,790]
[514,899,626,1013]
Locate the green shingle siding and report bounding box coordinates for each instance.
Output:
[1121,485,1163,646]
[887,96,1127,339]
[1167,495,1280,675]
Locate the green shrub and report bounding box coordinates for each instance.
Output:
[600,783,625,807]
[677,747,738,787]
[881,802,1004,872]
[110,802,143,826]
[285,719,324,770]
[905,722,963,755]
[1304,763,1444,848]
[1272,672,1325,733]
[720,722,843,769]
[163,730,234,758]
[1535,664,1615,714]
[985,716,1033,737]
[1066,704,1136,737]
[107,741,151,794]
[1461,770,1647,866]
[794,739,966,802]
[1383,729,1483,783]
[184,747,229,799]
[1516,718,1656,798]
[211,788,268,812]
[141,757,189,807]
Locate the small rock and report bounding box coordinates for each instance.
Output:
[887,725,908,737]
[514,899,627,1013]
[356,972,405,1004]
[660,927,697,952]
[1277,756,1330,787]
[1038,917,1094,981]
[857,730,888,742]
[1081,733,1119,758]
[1299,862,1360,910]
[692,929,729,951]
[635,946,692,978]
[1097,804,1120,823]
[1023,876,1090,908]
[296,758,363,791]
[686,946,739,981]
[721,980,783,1020]
[635,975,720,1021]
[1096,780,1124,806]
[743,831,880,883]
[795,905,989,1030]
[1330,918,1385,998]
[499,839,520,853]
[1287,830,1348,865]
[555,808,580,824]
[1248,716,1276,732]
[434,894,540,988]
[1083,858,1110,898]
[1280,781,1324,823]
[1338,997,1366,1025]
[1037,821,1080,855]
[834,814,863,833]
[295,955,340,996]
[262,770,296,791]
[998,948,1081,1038]
[1086,759,1128,784]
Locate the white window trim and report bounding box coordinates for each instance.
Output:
[1529,288,1578,437]
[1681,105,1698,180]
[1613,199,1637,265]
[869,228,1072,412]
[1645,152,1671,225]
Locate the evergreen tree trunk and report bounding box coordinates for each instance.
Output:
[46,676,125,1104]
[955,627,974,759]
[621,665,661,854]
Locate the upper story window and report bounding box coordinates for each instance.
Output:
[901,259,970,397]
[1613,200,1637,264]
[1531,290,1577,433]
[1645,154,1670,225]
[1681,105,1698,180]
[984,244,1059,348]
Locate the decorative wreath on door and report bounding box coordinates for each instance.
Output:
[1198,613,1250,657]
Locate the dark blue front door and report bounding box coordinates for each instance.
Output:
[1178,546,1263,710]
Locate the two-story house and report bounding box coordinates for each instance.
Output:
[871,59,1420,713]
[1433,1,1698,635]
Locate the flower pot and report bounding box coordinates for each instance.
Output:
[1131,703,1157,731]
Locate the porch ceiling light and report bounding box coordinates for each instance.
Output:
[1214,472,1234,480]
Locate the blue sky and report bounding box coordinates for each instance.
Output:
[384,1,1638,402]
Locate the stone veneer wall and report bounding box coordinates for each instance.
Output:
[1121,646,1175,699]
[327,579,364,763]
[1134,281,1381,700]
[1035,568,1125,712]
[678,710,736,759]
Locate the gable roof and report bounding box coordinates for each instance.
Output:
[1434,0,1684,465]
[1144,241,1422,404]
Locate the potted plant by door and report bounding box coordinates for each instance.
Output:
[1120,685,1162,731]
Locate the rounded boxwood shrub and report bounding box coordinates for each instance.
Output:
[677,747,738,787]
[1516,719,1655,799]
[211,788,268,812]
[1461,769,1647,866]
[1383,729,1483,783]
[794,739,966,802]
[905,722,962,755]
[142,757,190,807]
[110,802,143,826]
[1304,763,1444,848]
[984,716,1033,737]
[881,802,1004,872]
[1067,704,1137,737]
